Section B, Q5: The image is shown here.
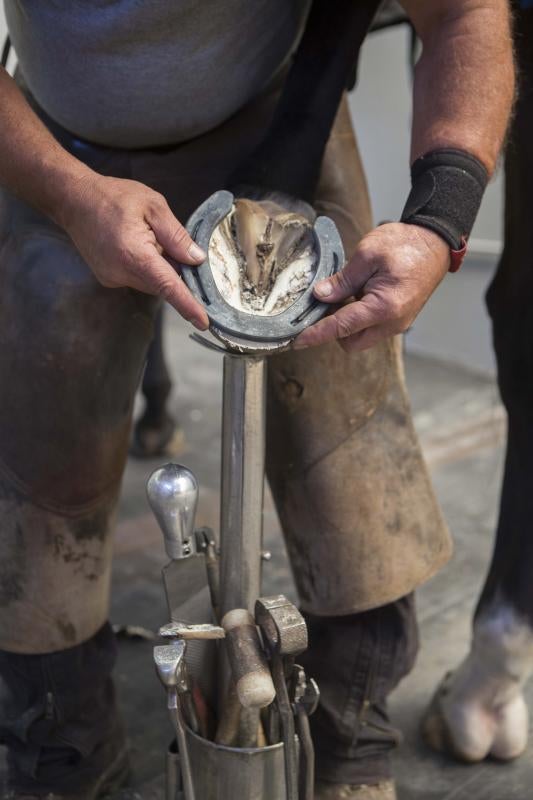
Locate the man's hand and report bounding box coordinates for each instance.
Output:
[59,174,209,329]
[294,223,449,352]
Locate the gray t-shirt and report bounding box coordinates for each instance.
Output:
[4,0,310,148]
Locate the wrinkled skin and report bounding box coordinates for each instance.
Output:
[60,174,209,330]
[294,222,450,353]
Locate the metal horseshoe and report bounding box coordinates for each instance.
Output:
[180,190,344,354]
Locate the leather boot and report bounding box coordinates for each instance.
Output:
[0,624,129,799]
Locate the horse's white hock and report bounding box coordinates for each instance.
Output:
[435,601,533,761]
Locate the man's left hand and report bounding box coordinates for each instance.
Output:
[294,222,450,353]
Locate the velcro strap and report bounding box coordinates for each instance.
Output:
[401,148,488,254]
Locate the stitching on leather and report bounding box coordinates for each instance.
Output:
[0,455,120,519]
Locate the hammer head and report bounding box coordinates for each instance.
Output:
[154,641,187,690]
[255,594,308,656]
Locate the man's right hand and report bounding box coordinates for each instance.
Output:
[60,173,209,329]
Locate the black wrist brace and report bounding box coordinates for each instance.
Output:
[400,149,489,263]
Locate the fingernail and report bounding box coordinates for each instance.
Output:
[188,242,206,262]
[192,316,209,331]
[292,339,309,350]
[314,279,333,298]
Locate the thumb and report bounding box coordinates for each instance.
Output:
[148,200,206,265]
[313,250,372,303]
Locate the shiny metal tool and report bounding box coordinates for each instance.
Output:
[255,595,309,800]
[154,641,196,800]
[291,666,320,800]
[147,464,217,707]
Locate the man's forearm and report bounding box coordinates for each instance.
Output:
[402,0,515,174]
[0,67,92,225]
[296,0,515,352]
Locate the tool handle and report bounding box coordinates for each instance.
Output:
[271,654,299,800]
[147,463,198,560]
[222,609,276,709]
[296,705,315,800]
[168,689,196,800]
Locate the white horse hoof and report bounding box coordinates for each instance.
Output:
[490,692,529,760]
[423,671,529,763]
[423,604,533,763]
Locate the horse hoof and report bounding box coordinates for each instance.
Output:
[490,692,529,760]
[422,671,529,763]
[130,415,185,459]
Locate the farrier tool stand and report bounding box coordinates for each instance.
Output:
[147,191,344,800]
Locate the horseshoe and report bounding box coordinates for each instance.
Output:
[180,190,344,354]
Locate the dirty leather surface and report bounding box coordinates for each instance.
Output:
[0,86,450,650]
[0,166,157,651]
[0,80,282,652]
[267,101,452,615]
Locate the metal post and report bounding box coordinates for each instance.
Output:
[219,354,267,616]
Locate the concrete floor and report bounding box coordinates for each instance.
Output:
[3,313,530,800]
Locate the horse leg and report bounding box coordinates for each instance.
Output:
[131,306,181,458]
[423,6,533,761]
[423,418,533,762]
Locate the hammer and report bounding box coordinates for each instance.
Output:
[255,595,308,800]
